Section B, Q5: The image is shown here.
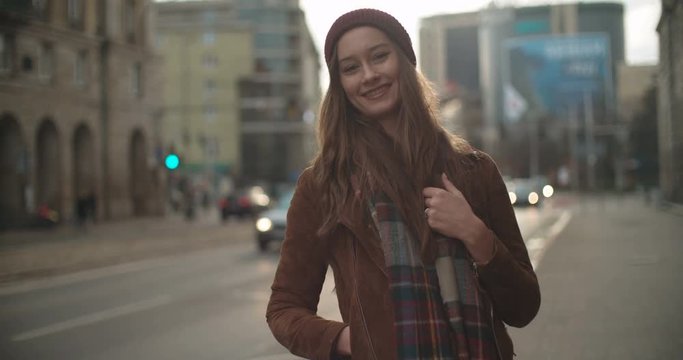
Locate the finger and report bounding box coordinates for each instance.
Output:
[442,173,460,194]
[422,187,441,197]
[426,210,435,225]
[424,197,434,208]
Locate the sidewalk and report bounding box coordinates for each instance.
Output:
[509,194,683,359]
[0,208,255,284]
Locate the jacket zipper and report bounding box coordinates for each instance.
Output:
[352,238,379,360]
[472,261,504,360]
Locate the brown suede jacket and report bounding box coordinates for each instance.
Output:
[266,150,541,360]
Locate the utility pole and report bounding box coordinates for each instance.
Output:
[99,38,110,219]
[568,104,580,191]
[584,90,597,191]
[529,116,540,179]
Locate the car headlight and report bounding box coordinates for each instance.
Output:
[256,217,273,232]
[528,192,539,205]
[253,193,270,207]
[543,185,554,198]
[509,191,517,204]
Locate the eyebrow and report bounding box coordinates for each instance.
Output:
[338,43,391,64]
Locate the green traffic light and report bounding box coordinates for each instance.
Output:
[165,154,180,170]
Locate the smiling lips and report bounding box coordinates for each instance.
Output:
[362,84,391,99]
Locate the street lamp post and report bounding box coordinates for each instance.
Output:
[529,116,540,179]
[584,90,597,191]
[568,104,580,191]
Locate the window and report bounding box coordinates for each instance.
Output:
[32,0,48,18]
[203,11,216,24]
[202,54,218,69]
[203,32,215,45]
[39,43,54,81]
[124,0,135,42]
[155,35,166,49]
[204,105,216,123]
[33,0,47,10]
[131,62,143,97]
[182,129,190,146]
[207,137,219,158]
[204,79,217,97]
[254,33,290,49]
[67,0,83,27]
[0,34,12,74]
[74,50,86,86]
[21,55,34,73]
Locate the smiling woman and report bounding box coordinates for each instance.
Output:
[266,8,540,360]
[336,26,401,134]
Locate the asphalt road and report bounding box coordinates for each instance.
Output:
[0,204,568,360]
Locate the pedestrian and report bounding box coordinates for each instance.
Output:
[75,195,88,227]
[266,8,540,360]
[85,192,96,223]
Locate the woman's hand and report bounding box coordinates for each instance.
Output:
[335,326,351,356]
[423,173,495,263]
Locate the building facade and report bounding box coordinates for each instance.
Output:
[657,0,683,204]
[617,64,657,123]
[155,1,253,193]
[617,64,657,190]
[0,0,162,229]
[420,2,625,189]
[155,0,320,190]
[236,0,320,186]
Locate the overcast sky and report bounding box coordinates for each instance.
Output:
[299,0,661,68]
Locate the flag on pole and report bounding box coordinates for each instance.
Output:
[504,83,528,122]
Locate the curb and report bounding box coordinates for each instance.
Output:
[0,215,256,285]
[661,201,683,217]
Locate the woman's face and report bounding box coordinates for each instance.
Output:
[336,26,401,126]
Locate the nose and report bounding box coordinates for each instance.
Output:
[361,64,379,84]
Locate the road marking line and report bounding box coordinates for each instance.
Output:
[0,258,174,296]
[529,210,573,270]
[548,210,572,239]
[11,295,172,342]
[0,242,253,297]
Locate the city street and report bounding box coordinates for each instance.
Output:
[1,193,681,359]
[0,1,677,359]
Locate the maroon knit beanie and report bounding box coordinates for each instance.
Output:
[324,8,416,68]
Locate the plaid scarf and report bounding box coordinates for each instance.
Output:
[369,192,497,360]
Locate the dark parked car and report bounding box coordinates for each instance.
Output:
[505,177,555,207]
[506,177,543,207]
[219,186,270,221]
[255,189,294,252]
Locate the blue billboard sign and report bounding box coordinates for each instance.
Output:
[503,34,612,121]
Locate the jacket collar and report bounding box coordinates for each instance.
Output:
[339,177,389,278]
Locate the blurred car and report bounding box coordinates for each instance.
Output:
[255,189,294,252]
[219,186,270,221]
[506,177,544,207]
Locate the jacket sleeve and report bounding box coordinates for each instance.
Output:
[475,154,541,327]
[266,169,347,359]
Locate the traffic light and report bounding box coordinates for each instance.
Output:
[164,153,180,170]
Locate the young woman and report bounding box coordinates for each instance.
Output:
[266,8,540,360]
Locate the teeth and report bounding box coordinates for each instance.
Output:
[365,86,386,98]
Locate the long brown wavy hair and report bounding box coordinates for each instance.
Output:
[311,42,471,256]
